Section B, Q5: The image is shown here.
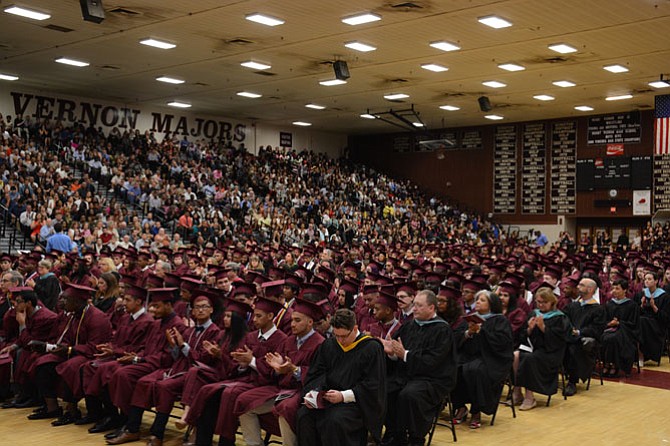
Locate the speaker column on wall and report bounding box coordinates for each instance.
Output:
[80,0,105,23]
[478,96,492,112]
[333,61,350,80]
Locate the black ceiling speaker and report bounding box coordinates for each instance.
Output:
[478,96,492,112]
[333,61,350,80]
[80,0,105,24]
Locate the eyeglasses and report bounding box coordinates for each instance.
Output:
[193,304,212,310]
[535,300,548,305]
[333,328,354,341]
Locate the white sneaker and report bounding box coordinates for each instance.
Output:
[638,359,645,368]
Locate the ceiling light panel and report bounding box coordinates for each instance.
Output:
[384,93,409,100]
[482,80,506,88]
[498,63,525,72]
[606,94,633,101]
[319,79,347,86]
[305,104,326,110]
[421,64,449,72]
[293,121,312,126]
[156,76,185,84]
[534,94,555,101]
[478,16,512,28]
[240,61,272,70]
[485,114,504,120]
[548,43,578,54]
[603,64,629,73]
[140,38,176,49]
[237,91,262,98]
[429,41,461,52]
[4,5,50,20]
[55,57,89,67]
[439,105,460,111]
[342,13,381,25]
[345,41,376,52]
[168,101,191,108]
[553,80,576,88]
[574,106,594,111]
[245,13,284,26]
[0,74,19,81]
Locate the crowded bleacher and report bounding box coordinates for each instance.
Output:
[0,115,668,446]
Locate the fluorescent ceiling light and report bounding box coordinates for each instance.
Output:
[553,80,576,88]
[55,57,89,67]
[421,63,449,72]
[482,80,506,88]
[156,76,185,84]
[649,80,670,89]
[319,79,347,86]
[167,101,191,108]
[498,63,525,72]
[606,94,633,101]
[237,91,262,98]
[603,64,628,73]
[360,113,376,119]
[413,122,424,127]
[0,74,19,81]
[293,121,312,127]
[533,94,555,101]
[485,115,504,120]
[478,15,512,28]
[241,60,272,70]
[429,41,461,52]
[140,39,176,50]
[305,104,326,110]
[342,13,381,25]
[384,93,409,100]
[548,43,577,54]
[245,13,284,27]
[345,41,376,52]
[574,105,594,111]
[4,5,50,20]
[439,105,460,111]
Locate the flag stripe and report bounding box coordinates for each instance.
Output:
[654,95,670,155]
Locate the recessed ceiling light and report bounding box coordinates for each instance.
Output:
[305,104,326,110]
[384,93,409,100]
[548,43,578,54]
[245,13,284,26]
[140,38,176,50]
[237,91,262,98]
[240,60,272,70]
[553,80,576,88]
[485,114,504,120]
[293,121,312,127]
[342,13,381,25]
[603,64,629,73]
[649,80,670,89]
[360,113,376,119]
[156,76,185,84]
[574,105,594,111]
[482,80,506,88]
[319,79,347,86]
[421,63,449,72]
[0,74,19,81]
[344,41,376,52]
[478,15,512,29]
[498,63,525,72]
[55,57,89,67]
[168,101,191,108]
[606,94,633,101]
[439,105,460,111]
[534,94,555,101]
[429,41,461,52]
[4,5,50,20]
[413,122,424,127]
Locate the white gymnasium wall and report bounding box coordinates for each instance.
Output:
[253,122,346,159]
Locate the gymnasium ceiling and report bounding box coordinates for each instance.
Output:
[0,0,669,135]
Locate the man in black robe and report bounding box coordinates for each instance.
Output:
[381,289,457,446]
[297,308,386,446]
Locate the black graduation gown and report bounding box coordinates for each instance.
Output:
[385,318,457,440]
[453,315,513,414]
[297,334,386,446]
[601,299,640,374]
[563,302,607,382]
[634,290,670,362]
[516,312,571,395]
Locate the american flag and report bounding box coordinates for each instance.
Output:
[655,94,670,155]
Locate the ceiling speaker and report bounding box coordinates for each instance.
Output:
[333,61,350,80]
[80,0,105,24]
[478,96,492,112]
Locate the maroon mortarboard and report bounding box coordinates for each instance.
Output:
[496,281,518,295]
[254,296,285,315]
[317,298,334,317]
[544,265,562,280]
[393,266,409,276]
[316,266,336,282]
[50,248,64,256]
[262,280,285,298]
[124,284,147,300]
[462,279,484,292]
[362,284,380,296]
[375,291,399,311]
[245,271,271,285]
[396,281,417,295]
[301,283,329,299]
[424,272,443,284]
[311,275,332,288]
[505,273,525,288]
[284,274,302,289]
[0,253,13,262]
[470,274,489,286]
[145,274,164,288]
[148,287,178,303]
[215,270,229,280]
[489,264,506,275]
[562,277,579,288]
[164,273,181,287]
[292,298,325,321]
[62,283,96,301]
[8,286,34,298]
[181,276,204,292]
[341,261,359,274]
[376,275,394,286]
[232,282,256,298]
[191,288,219,306]
[434,262,448,273]
[224,298,253,316]
[438,286,460,300]
[268,266,286,280]
[119,273,137,286]
[531,281,559,294]
[338,279,359,294]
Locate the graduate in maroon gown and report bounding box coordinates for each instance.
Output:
[188,297,287,446]
[498,281,529,348]
[0,287,58,408]
[368,291,402,340]
[236,299,326,446]
[104,288,184,444]
[27,284,112,425]
[262,280,295,335]
[79,284,153,433]
[396,282,416,325]
[355,284,378,332]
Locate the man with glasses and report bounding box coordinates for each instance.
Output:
[396,282,416,325]
[297,308,386,446]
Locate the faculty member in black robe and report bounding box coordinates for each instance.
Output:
[513,287,571,410]
[452,290,513,429]
[601,278,640,377]
[382,289,457,445]
[634,271,669,364]
[297,308,386,446]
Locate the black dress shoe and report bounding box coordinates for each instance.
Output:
[105,426,126,440]
[563,382,577,397]
[75,414,102,425]
[15,398,41,409]
[90,416,122,434]
[52,409,81,426]
[27,407,62,420]
[1,399,18,409]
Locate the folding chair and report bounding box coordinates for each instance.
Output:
[490,374,516,426]
[426,394,457,444]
